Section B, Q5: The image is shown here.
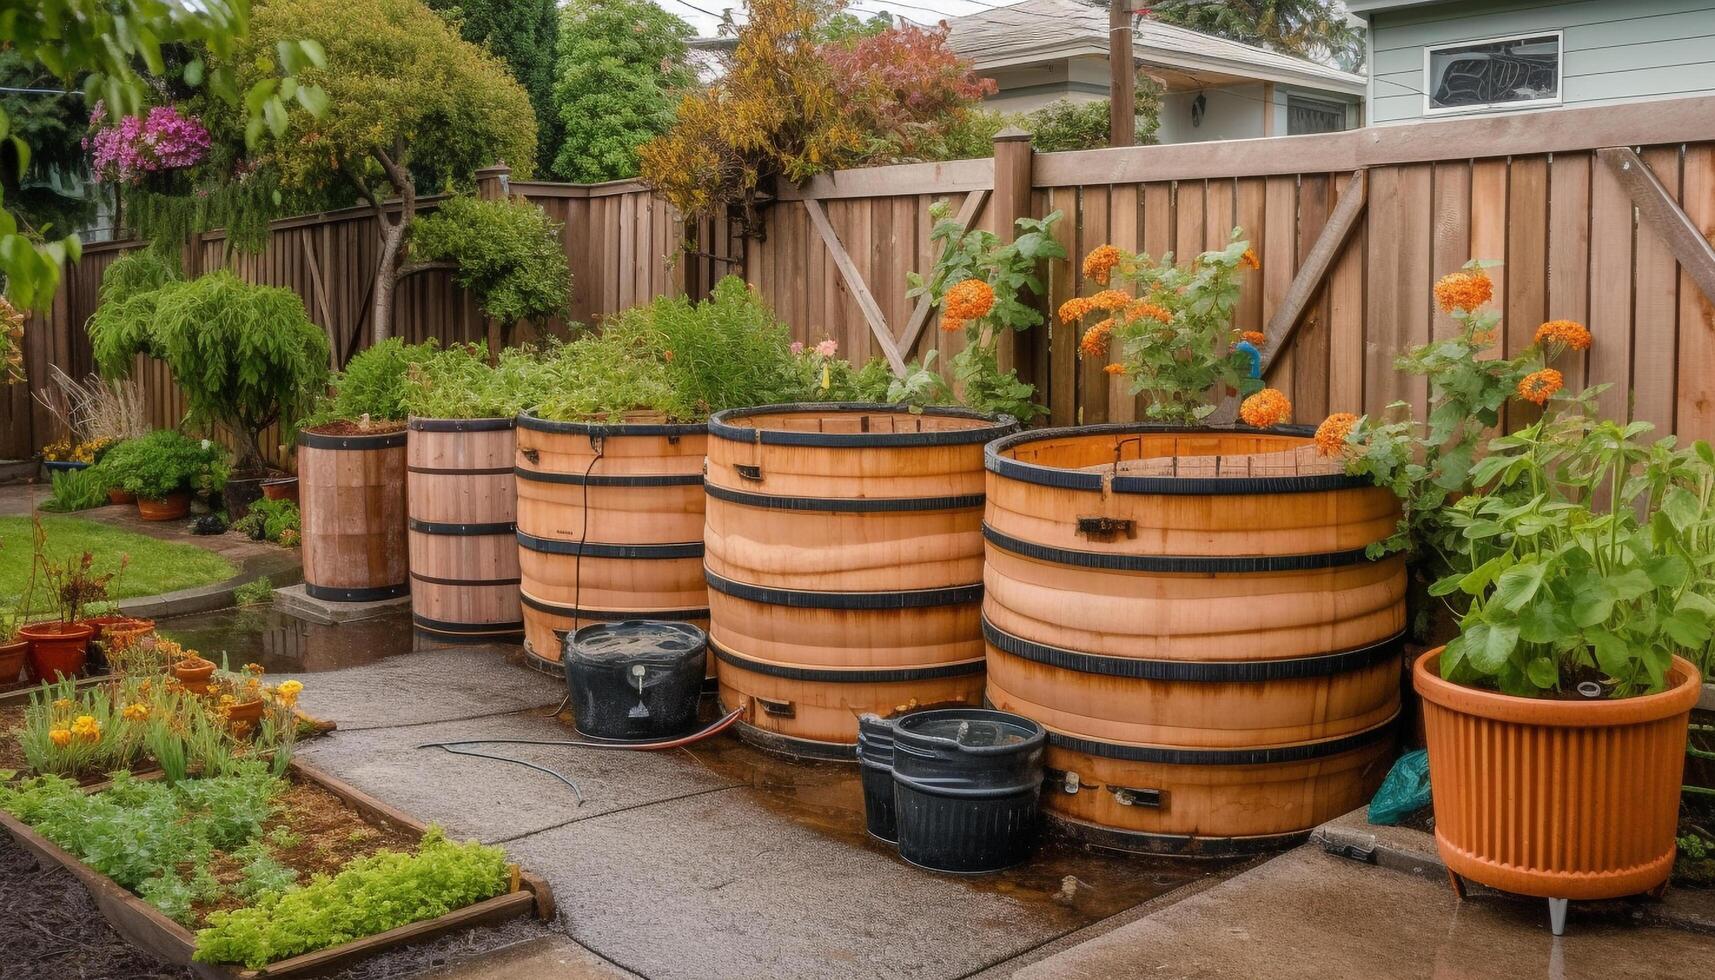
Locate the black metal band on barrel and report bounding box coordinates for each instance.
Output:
[410,571,522,587]
[411,613,525,635]
[708,402,1017,448]
[982,525,1375,573]
[704,483,984,513]
[513,466,703,488]
[409,518,517,536]
[1046,716,1396,766]
[984,422,1373,495]
[712,641,984,683]
[704,570,981,609]
[408,417,516,432]
[983,618,1406,683]
[515,409,705,438]
[409,464,515,476]
[515,531,703,559]
[304,582,408,602]
[297,429,407,451]
[523,592,709,622]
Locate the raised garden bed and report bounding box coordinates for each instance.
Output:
[0,759,553,978]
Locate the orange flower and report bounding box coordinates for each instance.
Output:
[1079,319,1114,358]
[945,279,996,321]
[1239,388,1293,429]
[1240,248,1261,271]
[49,729,71,747]
[1534,319,1592,351]
[1241,330,1267,347]
[1091,289,1131,312]
[1103,363,1126,375]
[1517,368,1564,405]
[1433,269,1494,313]
[1124,301,1173,324]
[1083,244,1121,285]
[940,315,965,334]
[1057,296,1096,323]
[1314,413,1359,457]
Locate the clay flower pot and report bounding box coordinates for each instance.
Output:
[173,657,217,694]
[260,477,299,504]
[1415,648,1701,909]
[0,639,27,685]
[18,621,94,682]
[85,615,154,642]
[137,491,191,521]
[225,698,265,731]
[104,620,157,653]
[107,487,136,505]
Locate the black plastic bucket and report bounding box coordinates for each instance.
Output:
[564,620,706,740]
[856,714,898,843]
[891,708,1046,873]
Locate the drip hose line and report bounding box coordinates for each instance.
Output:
[420,743,586,806]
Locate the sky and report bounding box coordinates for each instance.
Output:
[650,0,1017,38]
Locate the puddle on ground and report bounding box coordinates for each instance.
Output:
[153,606,415,673]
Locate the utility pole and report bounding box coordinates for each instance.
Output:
[1108,0,1134,146]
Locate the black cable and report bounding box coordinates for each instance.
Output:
[423,743,585,805]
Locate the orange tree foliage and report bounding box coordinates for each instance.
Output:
[820,22,996,163]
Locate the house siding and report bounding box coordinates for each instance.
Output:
[1369,0,1715,123]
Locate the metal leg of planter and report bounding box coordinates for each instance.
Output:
[1548,898,1568,936]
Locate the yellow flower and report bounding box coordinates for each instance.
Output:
[1517,368,1564,406]
[243,662,266,675]
[122,703,151,723]
[1314,413,1359,458]
[1434,269,1494,314]
[49,728,71,747]
[276,679,304,705]
[1239,388,1293,429]
[1082,244,1121,285]
[1533,319,1592,352]
[70,715,101,742]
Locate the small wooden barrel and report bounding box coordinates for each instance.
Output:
[705,403,1018,758]
[299,426,410,602]
[407,418,523,646]
[983,424,1406,854]
[514,411,709,672]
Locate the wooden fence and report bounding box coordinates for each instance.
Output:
[8,95,1715,462]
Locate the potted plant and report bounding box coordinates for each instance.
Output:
[0,613,27,686]
[173,650,218,694]
[17,522,115,682]
[99,430,222,521]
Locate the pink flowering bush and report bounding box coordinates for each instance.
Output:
[86,104,211,184]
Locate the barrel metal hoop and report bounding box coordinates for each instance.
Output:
[516,531,704,559]
[303,582,408,602]
[410,571,523,587]
[409,518,517,536]
[983,617,1407,683]
[704,482,984,513]
[513,465,703,488]
[712,640,985,683]
[982,525,1378,573]
[1045,716,1397,767]
[408,417,516,432]
[411,613,525,635]
[708,402,1017,448]
[521,592,709,622]
[408,464,515,476]
[515,409,705,437]
[297,429,407,451]
[704,569,982,609]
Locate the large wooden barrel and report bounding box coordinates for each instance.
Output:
[407,418,522,646]
[983,424,1406,854]
[298,426,410,602]
[514,411,709,671]
[705,403,1018,757]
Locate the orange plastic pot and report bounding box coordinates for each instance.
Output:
[0,640,27,685]
[137,491,191,521]
[1415,648,1701,900]
[18,621,93,682]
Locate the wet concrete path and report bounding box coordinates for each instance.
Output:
[272,645,1233,980]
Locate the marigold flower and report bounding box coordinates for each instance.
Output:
[1314,413,1359,458]
[1517,368,1564,405]
[1241,330,1267,348]
[1103,363,1126,375]
[1079,319,1114,358]
[1434,269,1494,313]
[52,697,72,713]
[70,715,101,742]
[941,315,965,334]
[1125,301,1172,324]
[1091,289,1132,311]
[1534,319,1591,351]
[1240,248,1261,271]
[277,679,304,705]
[243,662,265,675]
[1058,296,1096,323]
[1082,244,1121,285]
[122,703,150,723]
[1239,388,1293,429]
[49,729,71,748]
[944,279,996,322]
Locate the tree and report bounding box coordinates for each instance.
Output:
[0,51,96,240]
[426,0,561,174]
[550,0,694,183]
[821,22,997,163]
[1026,74,1164,152]
[229,0,537,342]
[409,195,572,345]
[1148,1,1364,72]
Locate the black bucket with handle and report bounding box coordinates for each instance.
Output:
[890,708,1046,873]
[856,714,899,843]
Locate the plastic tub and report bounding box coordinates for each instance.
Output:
[891,708,1046,873]
[856,714,899,843]
[564,620,707,740]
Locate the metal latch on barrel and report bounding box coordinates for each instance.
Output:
[1075,516,1135,541]
[755,696,794,718]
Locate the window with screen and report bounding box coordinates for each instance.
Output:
[1426,33,1561,113]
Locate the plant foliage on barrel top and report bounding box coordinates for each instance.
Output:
[401,342,552,420]
[304,337,439,432]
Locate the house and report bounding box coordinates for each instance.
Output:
[1348,0,1715,124]
[942,0,1367,143]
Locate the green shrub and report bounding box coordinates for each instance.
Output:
[408,196,571,342]
[233,576,274,605]
[194,827,510,968]
[306,338,438,428]
[400,343,552,419]
[38,463,111,512]
[101,431,226,500]
[87,252,182,377]
[233,499,300,543]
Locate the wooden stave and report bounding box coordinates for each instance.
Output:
[299,430,409,598]
[406,421,520,640]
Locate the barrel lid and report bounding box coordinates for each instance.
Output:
[566,620,707,667]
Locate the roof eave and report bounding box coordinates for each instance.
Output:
[967,42,1366,97]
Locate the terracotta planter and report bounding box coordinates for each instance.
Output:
[260,476,299,504]
[107,487,136,505]
[136,491,191,521]
[84,615,152,642]
[173,658,216,694]
[18,621,93,682]
[224,698,265,730]
[0,640,26,685]
[104,620,157,653]
[1415,648,1701,905]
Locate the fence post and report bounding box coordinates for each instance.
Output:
[991,127,1039,390]
[475,164,511,201]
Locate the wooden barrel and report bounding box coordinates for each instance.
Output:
[705,403,1018,758]
[514,411,709,671]
[299,426,410,602]
[407,418,522,646]
[983,424,1406,854]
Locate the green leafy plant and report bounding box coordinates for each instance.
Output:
[408,196,572,346]
[1022,74,1164,152]
[99,430,225,500]
[39,463,111,512]
[194,827,510,968]
[233,499,300,545]
[87,252,183,377]
[550,0,693,182]
[233,577,275,606]
[305,338,438,429]
[401,343,551,420]
[905,204,1066,421]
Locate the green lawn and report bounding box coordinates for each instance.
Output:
[0,516,237,615]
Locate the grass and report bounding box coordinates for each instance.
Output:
[0,516,237,615]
